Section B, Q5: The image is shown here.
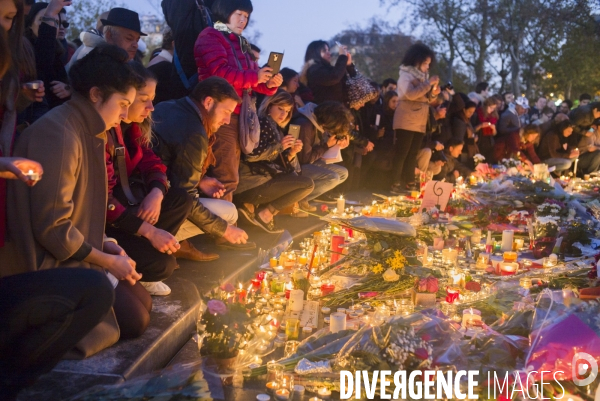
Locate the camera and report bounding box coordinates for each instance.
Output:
[441,81,454,91]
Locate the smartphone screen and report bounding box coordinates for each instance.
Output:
[288,124,301,139]
[267,52,284,76]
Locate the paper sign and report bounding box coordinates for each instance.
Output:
[322,144,343,164]
[284,300,320,328]
[421,180,454,211]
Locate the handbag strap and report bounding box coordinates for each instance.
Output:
[109,129,139,206]
[173,49,198,91]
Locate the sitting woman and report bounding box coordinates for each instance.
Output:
[433,138,474,184]
[451,99,478,163]
[7,45,152,346]
[538,119,578,173]
[235,91,315,233]
[493,124,541,166]
[105,62,193,297]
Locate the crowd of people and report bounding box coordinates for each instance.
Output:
[1,0,599,398]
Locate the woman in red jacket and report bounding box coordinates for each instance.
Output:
[105,63,194,297]
[194,0,282,202]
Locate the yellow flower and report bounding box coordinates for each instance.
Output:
[386,250,407,270]
[372,263,384,274]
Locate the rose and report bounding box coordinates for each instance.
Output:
[418,277,438,293]
[426,277,438,293]
[382,268,399,282]
[207,299,227,315]
[220,282,235,292]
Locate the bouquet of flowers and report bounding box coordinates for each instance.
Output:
[198,288,254,360]
[473,154,486,164]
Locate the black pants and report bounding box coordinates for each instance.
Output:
[234,173,314,212]
[0,269,114,400]
[392,129,424,185]
[106,187,193,282]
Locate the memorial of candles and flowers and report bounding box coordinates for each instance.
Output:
[79,160,600,400]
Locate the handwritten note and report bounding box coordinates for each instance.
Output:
[421,181,454,211]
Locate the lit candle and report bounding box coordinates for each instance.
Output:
[237,283,247,304]
[476,253,490,269]
[574,157,579,178]
[317,388,332,399]
[298,253,308,265]
[266,381,280,394]
[513,238,525,250]
[461,308,482,328]
[446,287,460,303]
[500,262,519,276]
[337,196,345,213]
[320,282,335,296]
[503,251,518,263]
[275,388,290,400]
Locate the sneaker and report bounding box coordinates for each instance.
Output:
[298,200,317,212]
[238,205,259,227]
[255,215,284,234]
[141,281,171,296]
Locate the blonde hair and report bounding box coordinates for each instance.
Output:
[258,91,295,127]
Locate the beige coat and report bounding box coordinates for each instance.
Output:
[393,66,435,134]
[1,95,120,358]
[3,94,108,275]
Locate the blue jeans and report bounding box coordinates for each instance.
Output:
[301,161,348,200]
[544,158,572,172]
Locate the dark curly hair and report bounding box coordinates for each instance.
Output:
[211,0,253,24]
[314,101,353,137]
[68,44,143,103]
[401,42,435,68]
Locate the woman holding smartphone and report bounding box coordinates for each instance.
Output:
[194,0,282,202]
[234,91,314,233]
[391,43,440,193]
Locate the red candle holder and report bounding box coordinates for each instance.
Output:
[446,287,460,303]
[320,283,335,296]
[251,279,261,290]
[256,271,266,281]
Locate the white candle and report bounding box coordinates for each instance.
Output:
[501,230,514,252]
[288,289,304,312]
[330,312,346,333]
[317,388,332,399]
[574,158,579,178]
[336,196,345,214]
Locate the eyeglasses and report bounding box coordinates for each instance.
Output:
[60,21,70,28]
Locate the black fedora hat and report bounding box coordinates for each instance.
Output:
[101,7,147,36]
